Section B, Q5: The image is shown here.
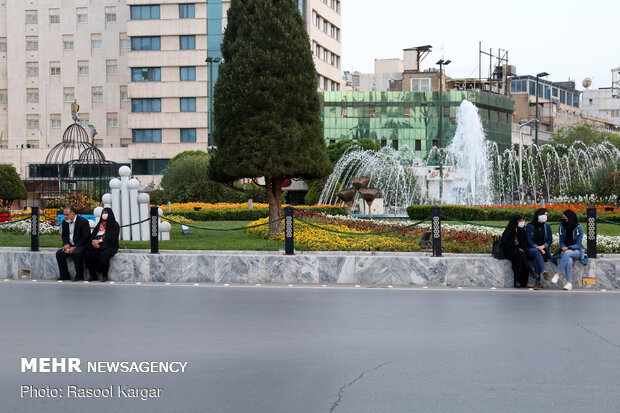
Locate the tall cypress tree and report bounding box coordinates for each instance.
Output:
[208,0,332,236]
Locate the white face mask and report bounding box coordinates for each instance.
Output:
[538,215,547,223]
[101,213,109,220]
[517,221,525,228]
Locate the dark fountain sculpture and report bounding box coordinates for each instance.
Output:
[336,176,380,218]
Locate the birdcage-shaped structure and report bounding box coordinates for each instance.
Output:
[32,123,119,204]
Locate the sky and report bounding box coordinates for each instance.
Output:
[342,0,619,90]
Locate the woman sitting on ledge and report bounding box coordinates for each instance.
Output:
[84,208,119,282]
[526,208,553,290]
[551,209,588,291]
[500,214,532,288]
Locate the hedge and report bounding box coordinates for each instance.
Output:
[406,205,620,223]
[163,206,348,221]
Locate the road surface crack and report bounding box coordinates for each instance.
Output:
[329,362,389,412]
[564,311,620,351]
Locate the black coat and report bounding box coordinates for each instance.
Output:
[89,209,120,260]
[500,215,527,256]
[61,215,91,248]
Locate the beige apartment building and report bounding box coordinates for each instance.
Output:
[0,0,343,183]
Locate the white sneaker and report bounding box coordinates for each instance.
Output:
[551,274,560,284]
[563,282,572,291]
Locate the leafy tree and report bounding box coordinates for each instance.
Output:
[0,165,27,208]
[161,154,230,203]
[551,123,620,149]
[326,138,381,165]
[168,150,209,167]
[591,158,620,201]
[208,0,332,235]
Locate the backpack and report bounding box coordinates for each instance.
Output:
[491,236,504,260]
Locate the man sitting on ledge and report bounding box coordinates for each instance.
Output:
[56,206,91,281]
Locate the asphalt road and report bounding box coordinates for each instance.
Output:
[1,281,619,413]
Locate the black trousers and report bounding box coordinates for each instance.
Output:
[504,248,531,287]
[84,249,112,280]
[55,246,86,280]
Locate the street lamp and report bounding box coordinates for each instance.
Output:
[436,59,451,202]
[534,71,549,151]
[518,118,539,204]
[206,56,221,148]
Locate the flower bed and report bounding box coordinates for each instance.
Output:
[161,203,347,221]
[407,204,620,222]
[246,211,620,254]
[0,220,60,235]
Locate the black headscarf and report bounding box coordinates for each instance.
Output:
[98,207,117,226]
[500,214,525,250]
[531,207,548,224]
[562,209,578,246]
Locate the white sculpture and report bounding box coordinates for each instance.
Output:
[101,166,173,242]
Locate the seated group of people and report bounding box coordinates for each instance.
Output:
[500,208,588,291]
[55,206,120,282]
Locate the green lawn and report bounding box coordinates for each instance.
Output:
[0,221,284,251]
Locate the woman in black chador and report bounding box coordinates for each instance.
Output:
[84,207,119,282]
[500,214,532,288]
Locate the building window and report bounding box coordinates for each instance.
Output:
[78,62,89,75]
[27,119,39,129]
[132,98,161,112]
[120,87,129,101]
[63,88,74,102]
[107,118,118,128]
[132,129,162,143]
[26,63,39,77]
[180,128,196,142]
[26,39,38,51]
[432,139,439,147]
[392,140,399,150]
[0,41,6,52]
[77,9,88,23]
[131,37,161,50]
[120,38,130,49]
[27,90,39,103]
[544,85,550,100]
[51,119,61,128]
[91,34,102,49]
[552,88,558,98]
[132,67,161,82]
[179,4,195,18]
[180,35,196,50]
[92,89,103,102]
[180,97,196,112]
[315,15,320,27]
[130,5,160,20]
[380,139,387,147]
[26,11,38,25]
[106,12,116,22]
[50,66,61,76]
[411,78,431,91]
[323,78,328,90]
[0,91,7,104]
[315,44,320,57]
[49,10,60,24]
[180,66,196,81]
[106,62,117,75]
[323,21,327,32]
[63,41,74,50]
[415,139,421,151]
[510,79,527,93]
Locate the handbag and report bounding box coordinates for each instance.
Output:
[491,236,504,259]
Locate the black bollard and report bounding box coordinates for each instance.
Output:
[586,207,597,259]
[31,206,40,252]
[150,206,159,254]
[284,206,294,255]
[431,205,442,257]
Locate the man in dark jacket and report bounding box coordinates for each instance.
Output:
[56,205,91,281]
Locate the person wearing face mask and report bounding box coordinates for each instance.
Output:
[500,214,532,288]
[56,205,91,281]
[550,209,588,291]
[84,207,120,282]
[526,208,553,290]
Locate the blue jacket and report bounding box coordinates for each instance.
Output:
[525,223,553,251]
[552,224,589,265]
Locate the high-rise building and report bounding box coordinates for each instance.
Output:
[0,0,130,177]
[0,0,343,184]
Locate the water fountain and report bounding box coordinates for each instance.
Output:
[319,99,620,211]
